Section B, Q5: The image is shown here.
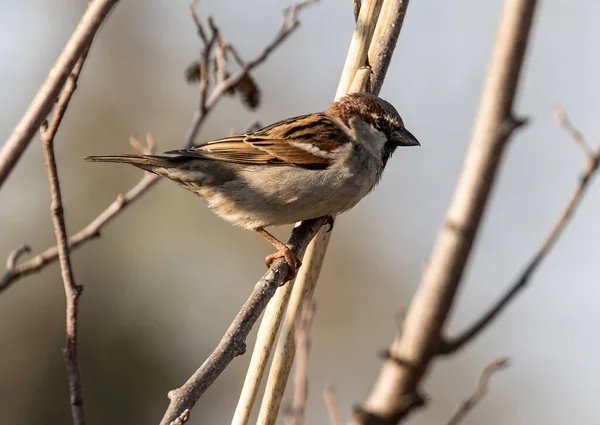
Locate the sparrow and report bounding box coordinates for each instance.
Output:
[85,93,419,279]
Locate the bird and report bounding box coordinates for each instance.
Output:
[85,92,419,280]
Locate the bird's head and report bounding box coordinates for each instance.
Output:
[327,93,419,166]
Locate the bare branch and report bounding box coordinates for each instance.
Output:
[439,114,600,355]
[446,358,509,425]
[0,173,159,293]
[354,1,537,423]
[38,41,92,423]
[231,270,296,425]
[0,0,118,189]
[183,0,316,148]
[324,386,344,425]
[366,0,411,95]
[159,218,327,425]
[553,107,592,157]
[283,300,316,425]
[335,0,384,99]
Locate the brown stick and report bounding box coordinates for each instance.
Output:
[439,109,600,355]
[159,218,327,425]
[446,358,509,425]
[39,42,92,425]
[353,1,537,423]
[0,0,118,189]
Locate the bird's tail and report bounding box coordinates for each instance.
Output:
[84,154,180,172]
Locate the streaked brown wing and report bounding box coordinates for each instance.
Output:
[167,113,350,168]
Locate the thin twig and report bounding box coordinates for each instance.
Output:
[189,0,208,44]
[0,0,118,189]
[183,0,315,149]
[355,1,537,423]
[39,40,92,425]
[159,218,327,425]
[324,386,344,425]
[283,300,316,425]
[446,358,509,425]
[553,107,593,156]
[439,111,600,354]
[0,172,159,293]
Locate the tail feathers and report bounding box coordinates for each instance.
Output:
[84,154,181,171]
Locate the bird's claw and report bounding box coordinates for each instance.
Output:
[265,247,302,284]
[323,215,335,232]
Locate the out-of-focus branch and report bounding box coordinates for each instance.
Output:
[366,0,410,95]
[1,0,309,294]
[0,0,118,189]
[353,1,537,423]
[255,2,409,424]
[335,0,384,98]
[283,300,316,425]
[324,386,344,425]
[0,138,157,293]
[158,218,327,425]
[439,109,600,355]
[184,0,315,148]
[38,41,94,424]
[353,0,362,22]
[446,358,509,425]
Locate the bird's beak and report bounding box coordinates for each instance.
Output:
[391,128,420,147]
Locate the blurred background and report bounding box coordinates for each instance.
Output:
[1,0,599,424]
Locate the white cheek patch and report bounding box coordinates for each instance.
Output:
[350,118,387,159]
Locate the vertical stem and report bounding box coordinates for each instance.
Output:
[41,133,85,425]
[357,0,538,422]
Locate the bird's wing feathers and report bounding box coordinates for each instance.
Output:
[167,113,351,168]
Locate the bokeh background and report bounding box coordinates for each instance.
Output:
[1,1,599,424]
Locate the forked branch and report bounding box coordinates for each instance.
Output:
[438,108,600,355]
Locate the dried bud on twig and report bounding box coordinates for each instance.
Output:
[184,60,203,83]
[236,73,261,110]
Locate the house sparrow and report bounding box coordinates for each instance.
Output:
[85,93,419,279]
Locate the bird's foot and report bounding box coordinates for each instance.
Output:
[265,247,302,283]
[323,215,335,232]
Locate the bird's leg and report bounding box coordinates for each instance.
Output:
[254,227,301,281]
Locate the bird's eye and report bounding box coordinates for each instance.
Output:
[374,118,386,131]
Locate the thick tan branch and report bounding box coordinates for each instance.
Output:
[439,111,600,355]
[354,1,538,423]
